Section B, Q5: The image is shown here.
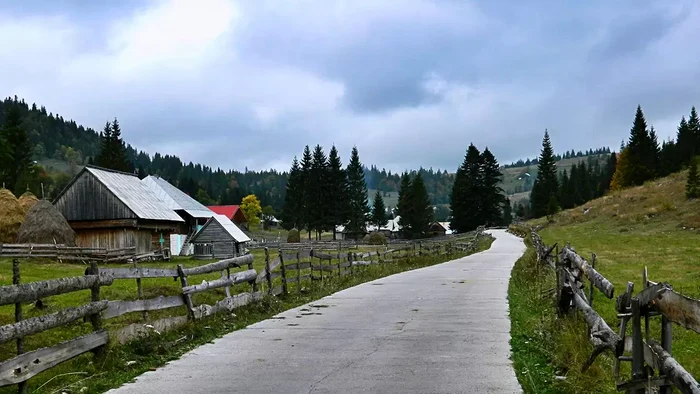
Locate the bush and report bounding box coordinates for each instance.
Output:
[287,228,300,243]
[366,231,387,245]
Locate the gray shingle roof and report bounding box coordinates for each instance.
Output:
[142,175,214,219]
[87,167,183,222]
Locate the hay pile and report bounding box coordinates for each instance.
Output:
[18,191,39,215]
[17,200,76,246]
[0,188,24,243]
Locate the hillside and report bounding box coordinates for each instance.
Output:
[516,171,700,392]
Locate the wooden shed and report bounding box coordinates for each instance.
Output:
[190,214,250,259]
[53,166,184,254]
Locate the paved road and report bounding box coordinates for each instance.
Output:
[108,230,524,394]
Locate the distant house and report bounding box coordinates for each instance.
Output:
[142,175,215,255]
[190,214,251,259]
[53,166,184,254]
[428,222,449,237]
[207,205,248,229]
[367,216,402,239]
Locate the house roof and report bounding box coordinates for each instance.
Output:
[142,176,213,219]
[191,214,251,243]
[55,166,183,222]
[207,205,247,221]
[366,216,401,233]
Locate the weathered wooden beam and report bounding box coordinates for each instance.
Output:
[103,296,185,319]
[561,246,614,299]
[181,269,257,295]
[0,274,113,306]
[181,254,254,276]
[313,252,335,260]
[0,330,108,386]
[311,265,336,272]
[648,340,700,394]
[192,291,263,319]
[653,287,700,335]
[101,267,179,279]
[256,257,281,284]
[114,316,187,345]
[0,301,108,344]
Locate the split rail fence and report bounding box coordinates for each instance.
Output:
[0,244,137,262]
[531,229,700,394]
[0,229,486,393]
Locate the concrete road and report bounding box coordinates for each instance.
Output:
[108,230,524,394]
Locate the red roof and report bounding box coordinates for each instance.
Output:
[207,205,241,219]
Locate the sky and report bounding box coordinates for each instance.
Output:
[2,0,700,172]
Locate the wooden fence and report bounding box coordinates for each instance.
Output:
[0,228,486,393]
[531,229,700,394]
[0,243,137,262]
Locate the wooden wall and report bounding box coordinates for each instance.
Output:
[54,171,136,221]
[75,228,152,254]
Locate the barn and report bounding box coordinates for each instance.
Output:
[53,166,184,254]
[190,214,250,259]
[207,205,248,229]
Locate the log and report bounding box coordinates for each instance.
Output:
[114,316,188,345]
[281,251,298,262]
[102,296,185,319]
[181,269,257,295]
[311,265,336,272]
[0,301,108,343]
[0,330,108,386]
[648,284,700,334]
[313,252,335,260]
[101,267,179,279]
[285,262,311,271]
[561,246,614,299]
[0,274,113,306]
[255,257,281,284]
[648,340,700,394]
[181,254,254,276]
[192,292,263,319]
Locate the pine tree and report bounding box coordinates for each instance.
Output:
[310,145,328,239]
[396,173,414,236]
[480,147,504,226]
[626,105,656,185]
[110,118,130,172]
[450,144,482,232]
[688,107,700,163]
[600,152,617,194]
[660,140,679,177]
[686,157,700,199]
[281,157,303,230]
[370,191,388,228]
[97,121,113,168]
[558,169,573,209]
[649,126,661,174]
[327,146,348,240]
[676,116,693,166]
[345,147,369,238]
[0,105,32,194]
[409,173,432,238]
[501,200,513,225]
[530,130,559,218]
[299,145,313,239]
[610,149,631,190]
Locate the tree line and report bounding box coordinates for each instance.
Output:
[504,147,610,168]
[449,144,510,233]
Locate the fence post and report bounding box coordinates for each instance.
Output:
[279,249,288,295]
[631,298,645,386]
[177,264,195,319]
[660,315,673,394]
[296,248,301,293]
[247,256,258,294]
[13,259,27,394]
[264,248,272,295]
[87,261,105,361]
[589,253,595,307]
[419,241,423,256]
[135,262,148,321]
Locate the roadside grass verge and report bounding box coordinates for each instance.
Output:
[0,235,493,394]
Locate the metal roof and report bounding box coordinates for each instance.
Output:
[192,214,251,243]
[86,167,183,222]
[142,175,214,218]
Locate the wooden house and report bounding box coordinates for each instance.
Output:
[53,166,184,254]
[190,214,251,259]
[207,205,248,229]
[428,222,449,237]
[142,175,214,255]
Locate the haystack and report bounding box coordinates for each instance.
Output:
[0,188,23,243]
[17,200,76,246]
[18,191,39,215]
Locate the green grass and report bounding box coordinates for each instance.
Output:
[509,170,700,393]
[0,235,493,394]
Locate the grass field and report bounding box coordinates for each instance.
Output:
[0,233,491,393]
[501,154,609,195]
[509,170,700,393]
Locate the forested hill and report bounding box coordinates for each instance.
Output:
[0,96,455,210]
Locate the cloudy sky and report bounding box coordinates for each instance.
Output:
[2,0,700,172]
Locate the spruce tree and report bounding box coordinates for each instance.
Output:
[649,126,661,175]
[600,152,617,193]
[299,145,313,239]
[310,145,328,239]
[688,107,700,163]
[327,146,348,240]
[97,121,113,168]
[0,105,32,194]
[281,157,303,230]
[686,157,700,199]
[480,148,504,226]
[370,191,388,228]
[558,169,572,209]
[397,173,414,236]
[449,144,482,232]
[530,130,559,218]
[345,147,369,238]
[626,105,655,185]
[410,173,433,238]
[660,140,679,177]
[501,200,513,226]
[676,116,693,166]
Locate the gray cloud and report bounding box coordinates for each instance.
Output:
[1,0,699,172]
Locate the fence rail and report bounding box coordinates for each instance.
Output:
[0,243,137,262]
[530,229,700,394]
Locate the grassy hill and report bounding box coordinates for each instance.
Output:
[510,171,700,393]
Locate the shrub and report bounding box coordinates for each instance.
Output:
[287,228,300,243]
[366,231,387,245]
